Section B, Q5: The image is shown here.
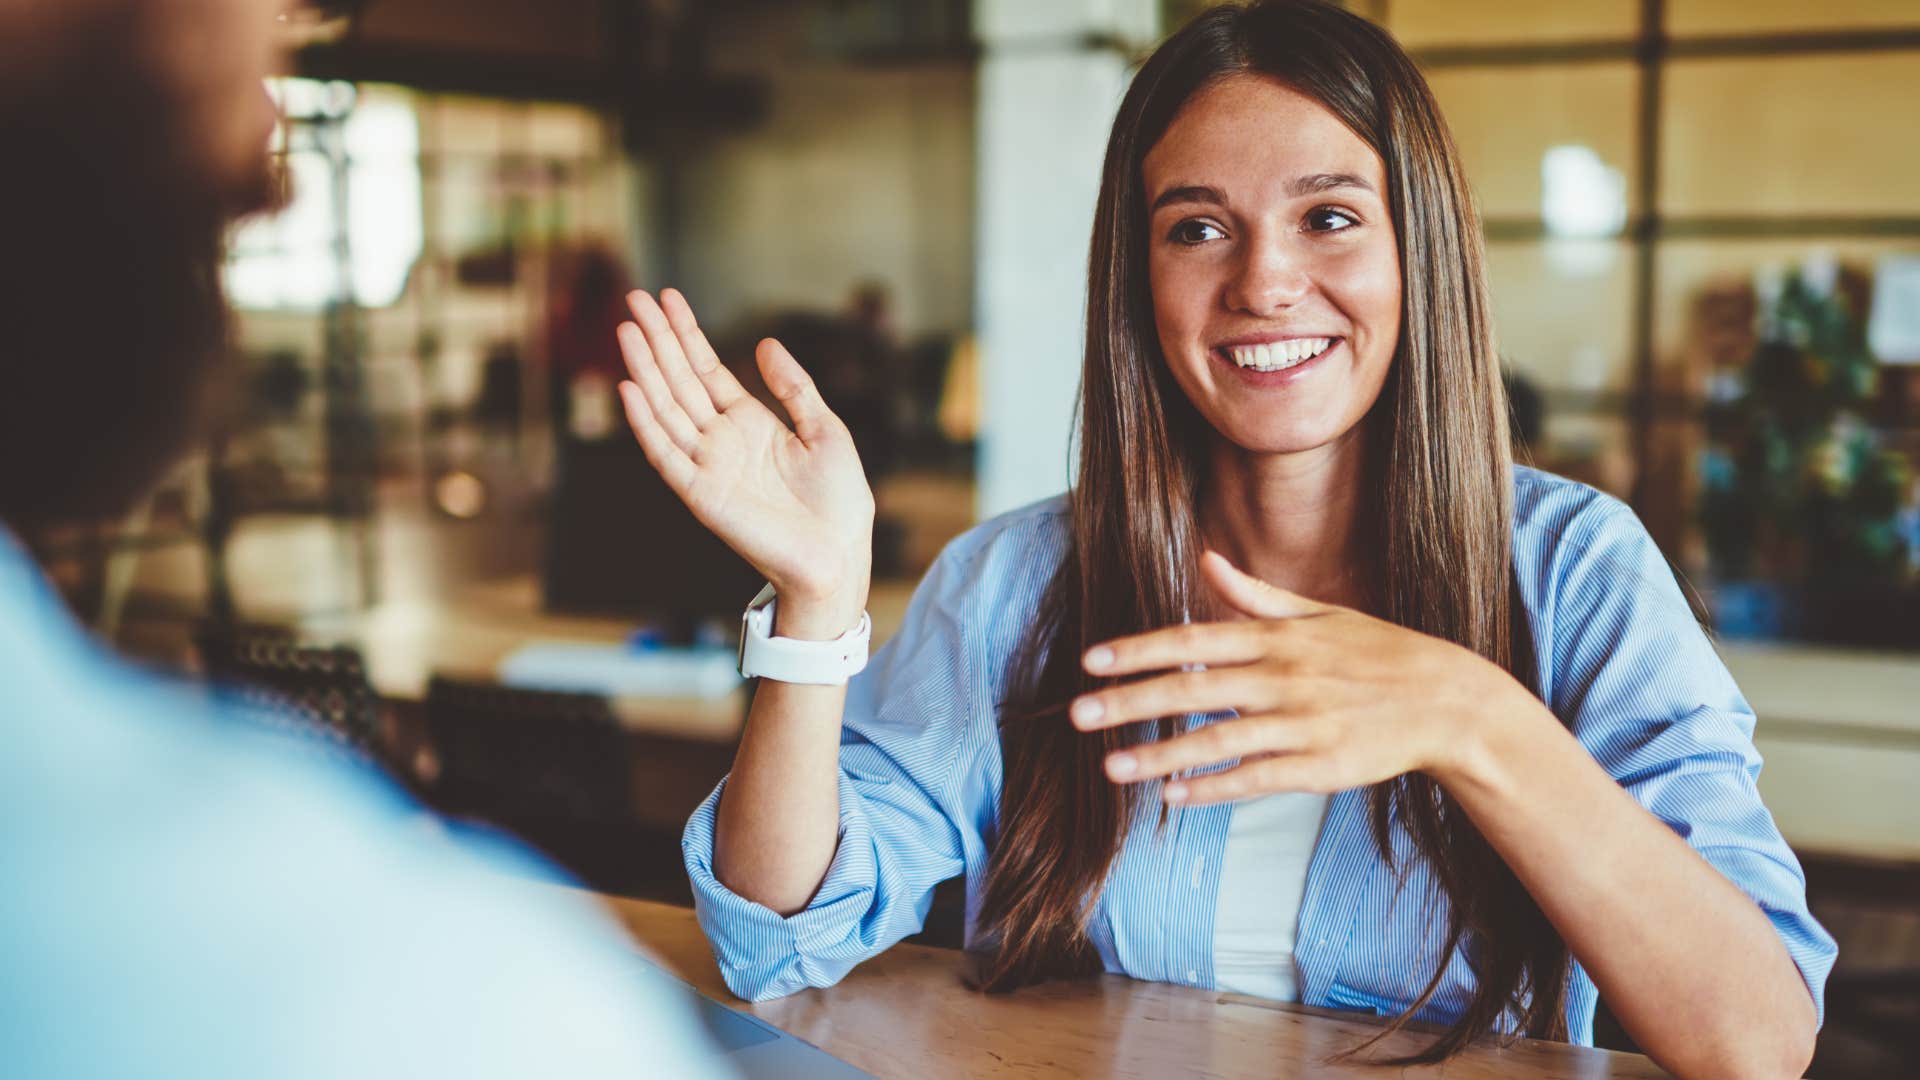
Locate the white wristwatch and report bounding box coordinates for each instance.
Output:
[737,583,871,685]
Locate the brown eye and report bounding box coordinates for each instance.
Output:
[1305,207,1358,232]
[1169,220,1226,245]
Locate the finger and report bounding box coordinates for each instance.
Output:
[1082,620,1268,679]
[1070,665,1279,731]
[660,288,748,412]
[756,337,841,446]
[1101,716,1314,784]
[626,289,718,427]
[615,311,656,386]
[617,322,702,453]
[1200,550,1330,621]
[1162,753,1340,806]
[618,381,698,493]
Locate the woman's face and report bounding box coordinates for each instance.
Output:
[1143,74,1401,457]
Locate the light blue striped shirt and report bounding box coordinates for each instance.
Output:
[683,466,1836,1045]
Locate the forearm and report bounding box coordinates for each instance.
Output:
[1436,697,1816,1080]
[711,590,866,916]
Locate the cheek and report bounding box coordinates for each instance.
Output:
[1147,251,1216,353]
[1334,244,1402,360]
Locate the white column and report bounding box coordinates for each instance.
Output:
[972,0,1159,520]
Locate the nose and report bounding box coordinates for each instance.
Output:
[1223,234,1311,316]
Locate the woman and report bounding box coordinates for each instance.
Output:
[615,2,1831,1073]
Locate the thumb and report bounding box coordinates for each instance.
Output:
[1200,550,1328,620]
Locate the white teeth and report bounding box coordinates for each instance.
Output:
[1226,337,1332,371]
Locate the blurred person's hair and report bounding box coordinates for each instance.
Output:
[977,0,1559,1064]
[0,1,280,526]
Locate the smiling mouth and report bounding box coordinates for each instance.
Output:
[1216,337,1339,373]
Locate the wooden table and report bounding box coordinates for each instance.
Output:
[598,896,1672,1079]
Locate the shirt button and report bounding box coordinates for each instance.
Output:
[1187,969,1199,983]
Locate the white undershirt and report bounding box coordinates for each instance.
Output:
[1211,791,1331,1001]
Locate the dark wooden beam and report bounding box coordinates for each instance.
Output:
[1413,26,1920,69]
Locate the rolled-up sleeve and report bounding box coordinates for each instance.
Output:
[1542,496,1838,1026]
[681,541,1001,1001]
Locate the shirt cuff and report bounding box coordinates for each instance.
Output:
[1698,843,1837,1027]
[680,772,882,1001]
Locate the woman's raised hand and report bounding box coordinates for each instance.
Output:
[616,289,874,637]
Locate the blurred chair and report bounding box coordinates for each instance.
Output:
[194,622,384,768]
[542,434,761,633]
[423,676,631,826]
[422,677,655,894]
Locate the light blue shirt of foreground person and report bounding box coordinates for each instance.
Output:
[684,466,1837,1046]
[0,532,729,1080]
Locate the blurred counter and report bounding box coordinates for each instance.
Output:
[1721,642,1920,864]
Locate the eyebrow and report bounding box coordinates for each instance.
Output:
[1148,173,1377,213]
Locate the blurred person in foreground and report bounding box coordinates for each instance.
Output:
[0,3,726,1076]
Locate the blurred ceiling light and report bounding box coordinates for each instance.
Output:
[1540,144,1627,278]
[434,471,489,520]
[1541,144,1627,239]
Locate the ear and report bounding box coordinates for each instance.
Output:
[1199,550,1329,620]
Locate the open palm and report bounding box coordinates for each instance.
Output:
[615,289,874,610]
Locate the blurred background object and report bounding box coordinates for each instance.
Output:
[20,3,1916,1075]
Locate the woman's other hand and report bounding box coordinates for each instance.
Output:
[1069,551,1547,804]
[616,289,874,637]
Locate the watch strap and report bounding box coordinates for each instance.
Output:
[738,583,871,685]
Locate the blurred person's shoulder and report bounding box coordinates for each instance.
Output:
[0,537,725,1078]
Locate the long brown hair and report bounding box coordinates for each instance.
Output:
[975,0,1569,1062]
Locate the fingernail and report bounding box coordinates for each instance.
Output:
[1106,753,1137,779]
[1084,646,1114,671]
[1164,782,1189,803]
[1070,697,1104,727]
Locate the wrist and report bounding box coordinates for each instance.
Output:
[771,585,869,641]
[766,544,871,640]
[1428,665,1552,798]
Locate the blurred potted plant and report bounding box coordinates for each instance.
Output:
[1699,265,1917,645]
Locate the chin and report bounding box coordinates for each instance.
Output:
[1211,414,1357,456]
